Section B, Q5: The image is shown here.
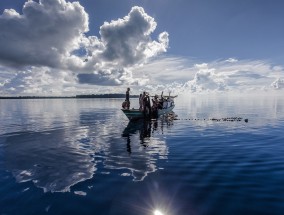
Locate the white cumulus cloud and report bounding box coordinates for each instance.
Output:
[0,67,77,95]
[77,6,169,86]
[132,57,284,94]
[0,1,169,95]
[0,0,88,69]
[184,63,226,92]
[99,6,166,65]
[271,78,284,89]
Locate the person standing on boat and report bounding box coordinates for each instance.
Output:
[141,91,146,111]
[139,93,143,111]
[151,95,159,118]
[143,93,151,117]
[125,87,130,109]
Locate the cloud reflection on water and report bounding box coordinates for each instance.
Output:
[3,128,96,193]
[1,99,171,192]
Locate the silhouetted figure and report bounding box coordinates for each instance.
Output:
[125,87,130,109]
[143,93,151,118]
[139,93,143,110]
[151,95,159,118]
[122,100,128,109]
[141,92,146,111]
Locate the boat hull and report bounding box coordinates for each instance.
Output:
[121,109,144,121]
[122,105,175,121]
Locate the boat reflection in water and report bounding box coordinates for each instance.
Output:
[122,119,154,153]
[118,117,174,181]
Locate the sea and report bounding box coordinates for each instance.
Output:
[0,94,284,215]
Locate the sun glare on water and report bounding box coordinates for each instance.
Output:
[154,210,164,215]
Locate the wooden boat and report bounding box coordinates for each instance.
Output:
[121,95,177,121]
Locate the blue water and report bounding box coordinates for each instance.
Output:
[0,95,284,215]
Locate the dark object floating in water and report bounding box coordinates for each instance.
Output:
[174,117,249,123]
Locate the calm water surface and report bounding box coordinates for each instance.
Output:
[0,95,284,215]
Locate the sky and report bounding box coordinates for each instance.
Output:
[0,0,284,95]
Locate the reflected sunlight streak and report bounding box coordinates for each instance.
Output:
[154,209,165,215]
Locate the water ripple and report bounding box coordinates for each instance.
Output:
[1,97,284,214]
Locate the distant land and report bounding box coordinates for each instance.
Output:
[76,94,139,98]
[0,94,139,99]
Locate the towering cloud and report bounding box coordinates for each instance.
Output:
[77,6,169,86]
[99,6,168,66]
[0,1,169,94]
[0,0,88,69]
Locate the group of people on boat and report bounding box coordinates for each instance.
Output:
[122,88,174,118]
[139,91,153,116]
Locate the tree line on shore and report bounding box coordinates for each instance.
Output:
[0,94,139,99]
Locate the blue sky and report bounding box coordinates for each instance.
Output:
[64,0,284,63]
[0,0,284,94]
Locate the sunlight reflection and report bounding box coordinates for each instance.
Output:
[154,209,164,215]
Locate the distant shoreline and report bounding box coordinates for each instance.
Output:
[0,94,139,99]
